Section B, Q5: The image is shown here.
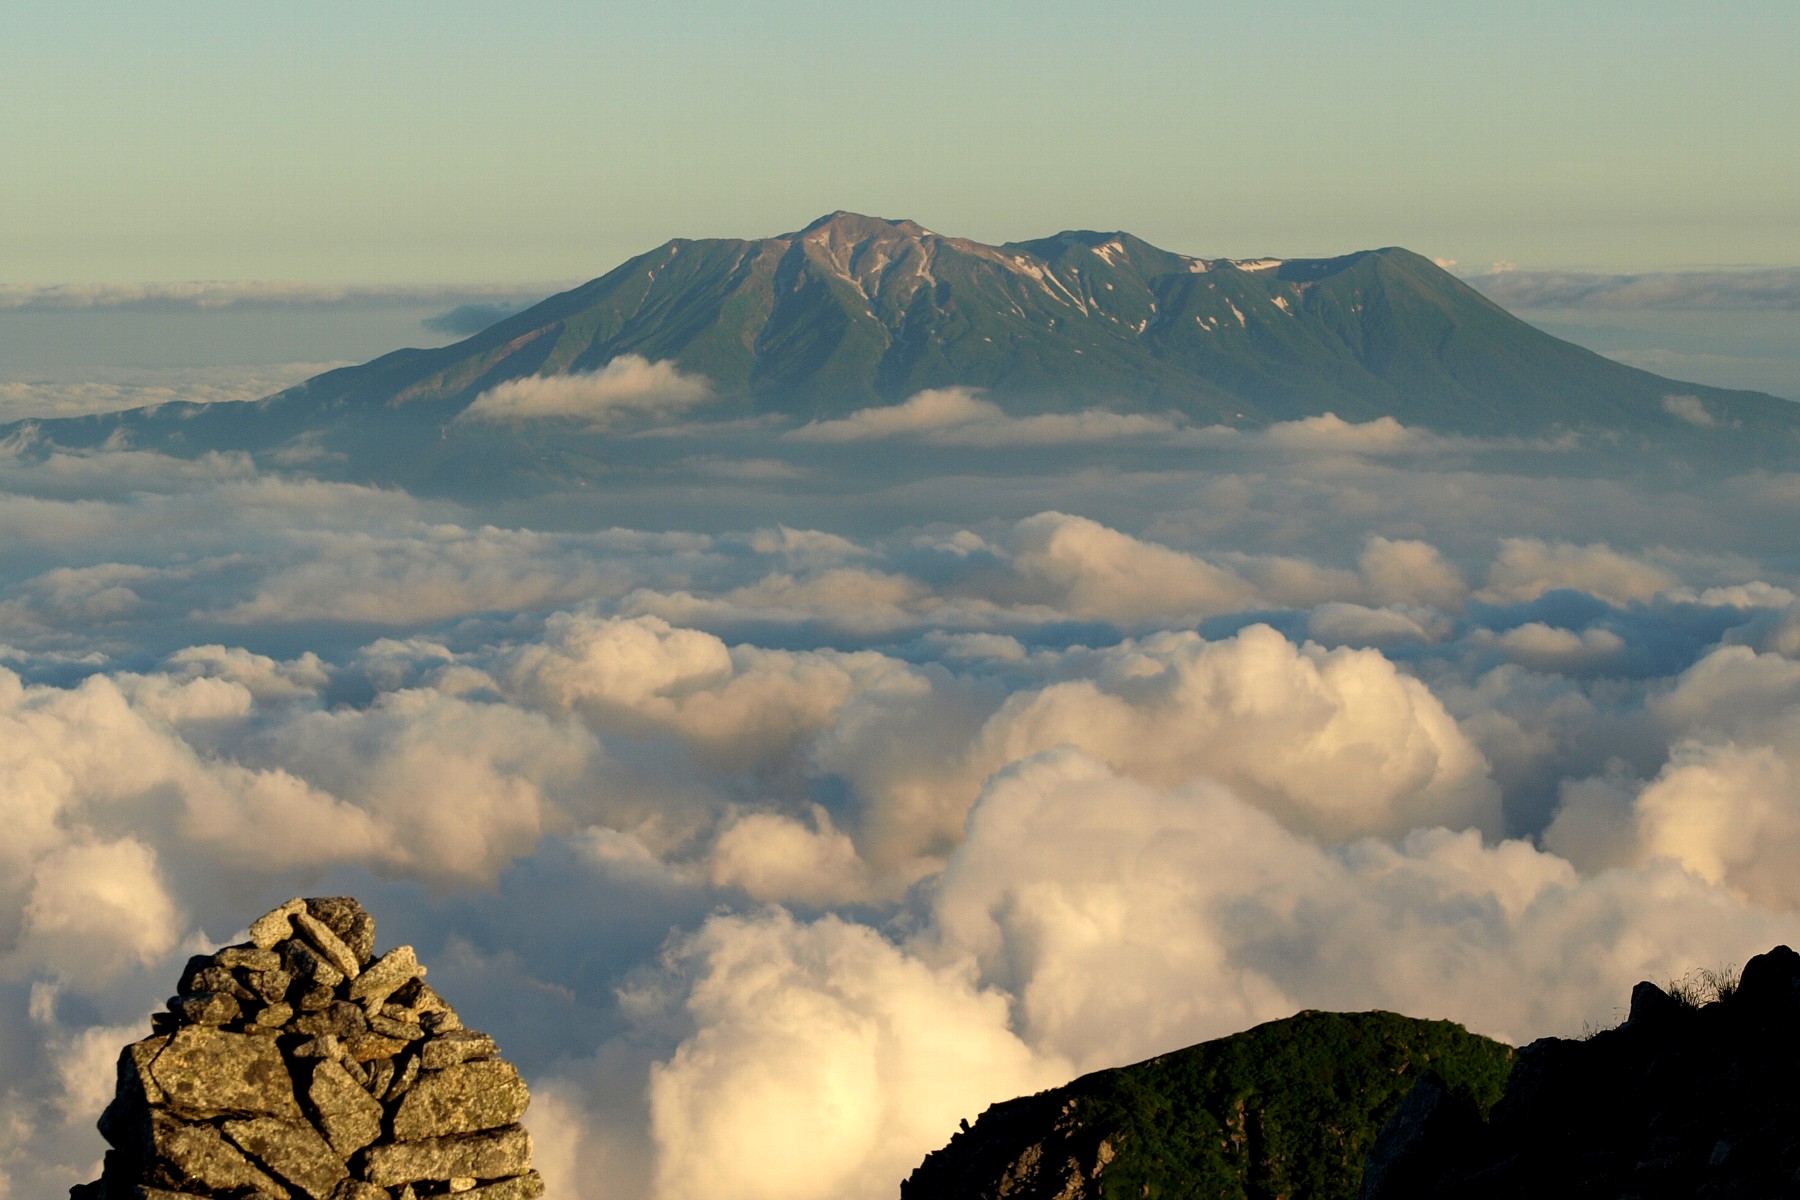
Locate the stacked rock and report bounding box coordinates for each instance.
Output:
[72,897,542,1200]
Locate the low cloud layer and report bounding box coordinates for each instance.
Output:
[460,356,716,427]
[0,281,555,314]
[1469,267,1800,311]
[1,398,1799,1200]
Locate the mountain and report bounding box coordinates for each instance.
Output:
[1361,946,1800,1199]
[21,212,1797,486]
[901,1010,1512,1200]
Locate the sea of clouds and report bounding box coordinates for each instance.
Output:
[3,374,1800,1199]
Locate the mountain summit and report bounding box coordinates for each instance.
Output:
[257,210,1786,430]
[23,213,1795,486]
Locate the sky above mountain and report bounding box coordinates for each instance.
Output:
[5,0,1798,283]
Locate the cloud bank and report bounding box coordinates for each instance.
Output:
[0,404,1797,1200]
[1468,267,1800,311]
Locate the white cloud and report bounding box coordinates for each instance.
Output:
[502,613,925,773]
[960,626,1500,844]
[1359,537,1469,610]
[708,809,871,906]
[14,839,179,985]
[786,388,1001,442]
[1662,394,1719,427]
[1305,602,1449,647]
[785,387,1183,446]
[460,356,714,427]
[1480,538,1680,606]
[1487,623,1626,670]
[1003,511,1256,620]
[930,750,1789,1062]
[646,910,1066,1200]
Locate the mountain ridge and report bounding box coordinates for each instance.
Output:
[15,212,1796,489]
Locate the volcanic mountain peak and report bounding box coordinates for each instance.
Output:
[14,213,1796,489]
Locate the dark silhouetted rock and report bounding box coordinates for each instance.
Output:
[1362,945,1800,1199]
[72,897,536,1200]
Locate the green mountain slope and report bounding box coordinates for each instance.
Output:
[19,212,1795,488]
[902,1010,1512,1200]
[258,211,1795,426]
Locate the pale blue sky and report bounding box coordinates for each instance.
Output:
[3,0,1797,283]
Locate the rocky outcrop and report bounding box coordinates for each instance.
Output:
[1361,945,1800,1199]
[904,1010,1512,1200]
[72,897,541,1200]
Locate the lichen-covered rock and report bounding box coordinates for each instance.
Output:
[138,1111,292,1196]
[72,897,536,1200]
[391,1061,529,1140]
[148,1028,303,1120]
[359,1126,533,1187]
[460,1171,545,1200]
[417,1031,495,1071]
[348,946,422,1013]
[305,1059,384,1159]
[223,1117,348,1200]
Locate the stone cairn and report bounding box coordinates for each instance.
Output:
[73,897,542,1200]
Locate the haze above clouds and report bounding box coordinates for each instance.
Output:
[3,369,1800,1198]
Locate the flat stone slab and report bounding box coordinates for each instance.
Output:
[249,898,306,949]
[419,1031,496,1071]
[349,945,422,1012]
[149,1028,303,1119]
[461,1170,546,1199]
[224,1116,349,1200]
[360,1125,533,1186]
[393,1060,528,1140]
[144,1111,292,1196]
[306,1058,385,1158]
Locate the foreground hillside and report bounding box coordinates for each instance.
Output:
[902,1011,1512,1200]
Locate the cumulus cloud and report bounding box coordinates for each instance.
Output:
[502,612,924,774]
[1003,511,1256,620]
[785,387,1183,446]
[632,751,1796,1200]
[1359,536,1470,610]
[645,910,1066,1200]
[459,356,714,427]
[1480,537,1680,606]
[6,352,1800,1200]
[928,751,1790,1061]
[957,626,1501,845]
[1485,622,1627,671]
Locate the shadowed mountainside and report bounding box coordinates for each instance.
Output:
[1362,945,1800,1199]
[902,1010,1512,1200]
